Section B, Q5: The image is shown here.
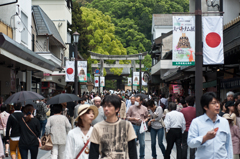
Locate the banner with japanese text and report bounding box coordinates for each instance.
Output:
[128,77,132,86]
[78,61,87,82]
[100,77,105,87]
[133,72,139,86]
[172,16,195,66]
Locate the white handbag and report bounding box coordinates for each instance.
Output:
[139,121,148,134]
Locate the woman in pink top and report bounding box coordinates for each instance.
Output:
[0,105,10,157]
[223,113,240,159]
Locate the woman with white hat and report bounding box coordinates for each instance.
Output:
[65,104,98,159]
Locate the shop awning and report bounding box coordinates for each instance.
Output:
[0,33,56,73]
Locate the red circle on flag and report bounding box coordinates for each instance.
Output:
[95,80,98,83]
[206,32,221,48]
[67,68,73,74]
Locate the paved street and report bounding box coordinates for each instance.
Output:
[3,132,177,159]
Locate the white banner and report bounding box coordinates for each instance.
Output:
[142,72,147,86]
[202,16,224,65]
[172,16,195,66]
[100,77,105,87]
[133,72,139,86]
[78,61,87,82]
[65,61,75,82]
[94,77,99,87]
[128,77,132,86]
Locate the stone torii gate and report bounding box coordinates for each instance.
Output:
[89,51,148,91]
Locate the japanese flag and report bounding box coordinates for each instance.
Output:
[65,61,75,82]
[202,16,224,65]
[94,77,99,87]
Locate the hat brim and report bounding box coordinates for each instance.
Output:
[75,105,99,122]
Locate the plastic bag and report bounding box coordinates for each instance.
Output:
[139,121,148,134]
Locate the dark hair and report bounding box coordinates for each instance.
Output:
[14,103,22,110]
[220,99,227,111]
[200,92,217,113]
[175,98,180,103]
[179,99,186,105]
[161,94,165,98]
[23,104,34,123]
[234,100,240,117]
[53,104,62,114]
[136,95,143,102]
[102,95,121,115]
[77,109,93,128]
[185,96,194,106]
[168,102,176,111]
[147,100,155,108]
[0,105,7,112]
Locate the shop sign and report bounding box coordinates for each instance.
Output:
[221,78,240,89]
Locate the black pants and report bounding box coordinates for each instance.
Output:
[19,145,38,159]
[165,128,182,159]
[182,131,195,159]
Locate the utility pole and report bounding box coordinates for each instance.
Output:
[195,0,203,116]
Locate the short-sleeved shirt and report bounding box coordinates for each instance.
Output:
[126,105,148,125]
[90,119,136,158]
[92,106,105,126]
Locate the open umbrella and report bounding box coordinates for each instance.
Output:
[21,100,37,109]
[134,93,148,99]
[46,93,81,105]
[4,91,44,104]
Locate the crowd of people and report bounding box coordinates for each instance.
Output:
[0,90,238,159]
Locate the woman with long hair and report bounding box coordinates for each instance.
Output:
[45,104,71,159]
[147,100,165,159]
[234,100,240,128]
[19,104,40,159]
[65,104,98,159]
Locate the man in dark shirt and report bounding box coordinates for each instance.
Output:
[180,96,196,159]
[67,102,75,128]
[6,103,24,159]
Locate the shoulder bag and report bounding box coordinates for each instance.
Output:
[22,118,42,147]
[40,133,53,151]
[75,139,90,159]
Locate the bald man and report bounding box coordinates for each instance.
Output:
[92,97,106,125]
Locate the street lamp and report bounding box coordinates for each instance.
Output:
[139,53,142,93]
[73,31,80,96]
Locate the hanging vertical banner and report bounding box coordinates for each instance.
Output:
[65,61,75,82]
[100,77,105,87]
[202,16,224,65]
[142,72,147,86]
[133,72,139,86]
[128,77,132,86]
[94,77,99,87]
[172,16,195,66]
[78,61,87,82]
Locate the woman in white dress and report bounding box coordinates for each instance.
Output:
[65,104,98,159]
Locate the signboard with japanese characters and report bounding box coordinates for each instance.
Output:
[172,16,195,66]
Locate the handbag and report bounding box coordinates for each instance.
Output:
[160,118,165,128]
[22,118,42,147]
[40,134,53,151]
[75,139,90,159]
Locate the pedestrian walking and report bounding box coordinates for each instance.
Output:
[0,135,4,159]
[235,100,240,128]
[74,98,85,119]
[223,113,240,159]
[0,105,10,157]
[219,99,227,117]
[180,96,196,159]
[226,101,237,125]
[19,104,40,159]
[188,92,233,159]
[36,99,49,137]
[89,95,137,159]
[65,104,98,159]
[147,100,165,159]
[67,102,75,128]
[127,95,148,159]
[6,103,24,159]
[92,97,105,126]
[118,94,126,119]
[45,104,71,159]
[164,102,186,159]
[227,91,234,101]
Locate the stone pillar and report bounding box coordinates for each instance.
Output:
[26,71,32,91]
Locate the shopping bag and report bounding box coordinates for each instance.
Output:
[139,121,148,134]
[40,134,53,151]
